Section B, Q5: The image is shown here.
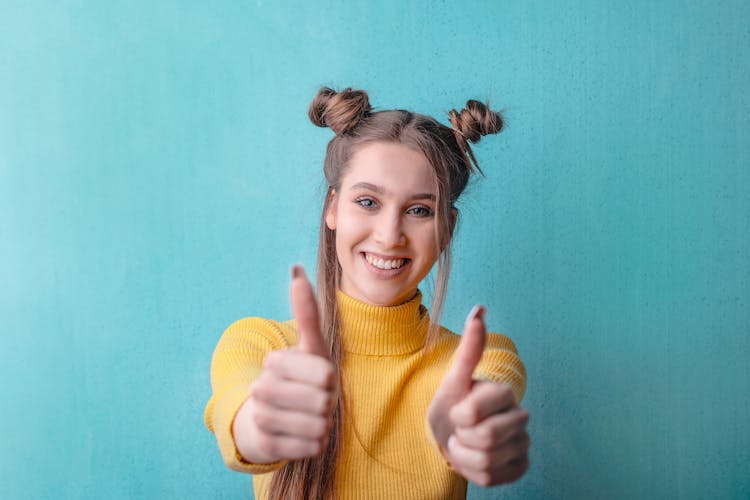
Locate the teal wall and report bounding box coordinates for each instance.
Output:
[1,1,748,499]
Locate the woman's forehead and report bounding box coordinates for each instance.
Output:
[341,142,436,196]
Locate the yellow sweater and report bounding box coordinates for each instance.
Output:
[204,291,526,499]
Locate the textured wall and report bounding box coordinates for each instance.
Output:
[1,1,748,499]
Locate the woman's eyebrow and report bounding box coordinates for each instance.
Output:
[350,181,384,193]
[412,193,436,201]
[350,182,436,201]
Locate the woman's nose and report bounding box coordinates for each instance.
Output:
[373,212,406,247]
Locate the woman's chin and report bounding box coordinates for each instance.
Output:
[340,271,418,307]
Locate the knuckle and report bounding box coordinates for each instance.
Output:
[448,406,461,425]
[263,350,281,368]
[319,393,333,414]
[510,458,529,481]
[471,430,494,451]
[308,360,333,387]
[477,472,492,486]
[520,433,531,451]
[488,424,504,444]
[303,441,322,457]
[508,456,530,480]
[312,416,328,438]
[322,364,335,387]
[452,403,476,425]
[256,434,277,456]
[498,383,514,399]
[452,427,465,443]
[516,408,529,423]
[252,383,272,402]
[475,454,491,471]
[309,441,322,456]
[480,439,495,452]
[253,408,277,431]
[476,425,493,443]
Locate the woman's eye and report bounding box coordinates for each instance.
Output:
[408,206,434,217]
[355,197,377,209]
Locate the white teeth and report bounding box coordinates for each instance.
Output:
[365,253,405,270]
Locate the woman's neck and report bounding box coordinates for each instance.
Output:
[336,289,430,355]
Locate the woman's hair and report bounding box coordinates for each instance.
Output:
[269,87,504,499]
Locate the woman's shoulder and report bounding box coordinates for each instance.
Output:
[218,316,298,351]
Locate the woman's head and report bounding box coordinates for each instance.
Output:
[324,140,442,307]
[310,87,504,312]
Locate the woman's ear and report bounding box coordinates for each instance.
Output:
[325,189,338,230]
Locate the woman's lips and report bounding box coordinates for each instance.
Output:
[361,252,410,277]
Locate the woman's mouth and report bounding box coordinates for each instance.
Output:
[363,252,409,271]
[365,252,407,270]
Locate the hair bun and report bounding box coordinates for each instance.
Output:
[448,100,504,145]
[308,87,372,135]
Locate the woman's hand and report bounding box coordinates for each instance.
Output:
[233,265,336,464]
[427,306,531,486]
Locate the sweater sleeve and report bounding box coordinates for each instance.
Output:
[474,332,527,404]
[204,317,293,474]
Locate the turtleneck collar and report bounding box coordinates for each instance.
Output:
[337,289,430,356]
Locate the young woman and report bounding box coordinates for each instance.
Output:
[205,87,530,499]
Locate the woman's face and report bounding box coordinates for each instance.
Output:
[326,141,441,306]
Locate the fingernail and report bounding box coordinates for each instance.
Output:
[447,434,456,451]
[465,305,478,325]
[475,305,486,321]
[292,264,303,279]
[466,304,486,324]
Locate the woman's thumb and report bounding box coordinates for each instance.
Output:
[290,265,328,358]
[444,305,487,393]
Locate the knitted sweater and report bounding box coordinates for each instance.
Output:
[204,290,526,499]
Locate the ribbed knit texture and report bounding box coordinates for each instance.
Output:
[205,290,526,499]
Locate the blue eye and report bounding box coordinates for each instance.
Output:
[408,206,434,217]
[355,197,377,210]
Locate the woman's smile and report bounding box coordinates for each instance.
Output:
[362,251,410,273]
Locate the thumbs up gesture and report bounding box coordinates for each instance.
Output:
[427,306,531,486]
[233,265,336,464]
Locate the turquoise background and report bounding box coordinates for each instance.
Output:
[1,1,748,499]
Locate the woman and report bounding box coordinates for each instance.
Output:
[205,87,530,499]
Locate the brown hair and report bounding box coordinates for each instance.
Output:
[268,87,504,499]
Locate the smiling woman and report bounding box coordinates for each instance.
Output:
[204,87,529,500]
[326,142,440,307]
